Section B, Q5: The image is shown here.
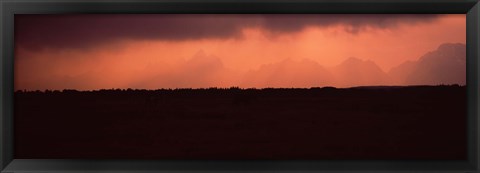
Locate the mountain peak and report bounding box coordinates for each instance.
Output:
[419,42,466,63]
[339,57,378,68]
[188,50,223,68]
[332,57,388,87]
[194,49,207,58]
[389,43,466,86]
[344,57,363,63]
[437,43,466,51]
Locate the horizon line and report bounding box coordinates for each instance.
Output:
[14,84,466,92]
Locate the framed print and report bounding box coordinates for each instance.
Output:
[1,0,479,172]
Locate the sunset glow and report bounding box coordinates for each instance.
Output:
[14,14,466,90]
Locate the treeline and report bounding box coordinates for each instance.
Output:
[14,85,465,101]
[15,84,464,93]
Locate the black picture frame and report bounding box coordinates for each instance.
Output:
[1,0,479,172]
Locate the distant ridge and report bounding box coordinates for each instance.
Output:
[348,84,463,90]
[388,43,466,85]
[15,84,465,93]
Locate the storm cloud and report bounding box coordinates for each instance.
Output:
[15,14,441,50]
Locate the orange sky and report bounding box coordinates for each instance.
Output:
[14,14,466,90]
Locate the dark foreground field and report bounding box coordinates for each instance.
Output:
[15,85,466,159]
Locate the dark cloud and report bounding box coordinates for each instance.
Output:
[260,14,441,34]
[15,14,248,51]
[15,14,441,51]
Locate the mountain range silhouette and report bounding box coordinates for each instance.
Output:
[239,43,466,88]
[32,42,465,90]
